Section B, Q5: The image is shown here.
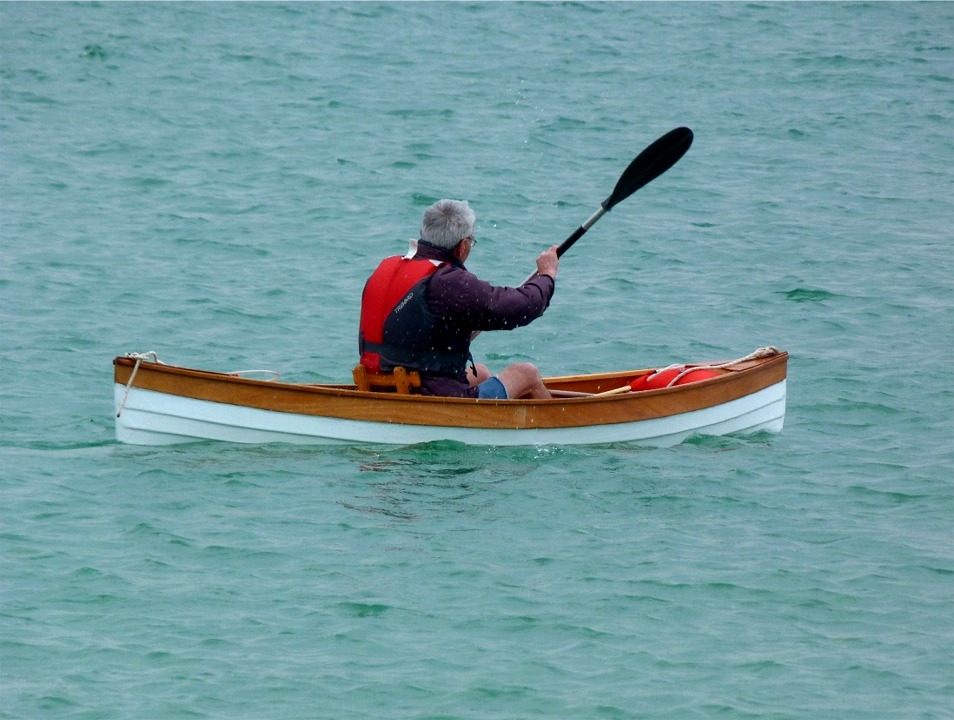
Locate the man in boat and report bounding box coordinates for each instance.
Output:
[359,199,559,399]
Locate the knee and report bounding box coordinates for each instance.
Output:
[497,362,546,399]
[511,362,541,380]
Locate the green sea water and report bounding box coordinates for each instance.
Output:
[1,2,952,718]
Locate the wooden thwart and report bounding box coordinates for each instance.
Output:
[352,365,421,395]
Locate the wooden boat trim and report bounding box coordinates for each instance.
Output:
[113,352,788,431]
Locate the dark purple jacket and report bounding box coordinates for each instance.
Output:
[411,242,555,397]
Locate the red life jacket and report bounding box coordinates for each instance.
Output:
[359,255,463,374]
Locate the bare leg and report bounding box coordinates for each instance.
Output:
[496,362,551,399]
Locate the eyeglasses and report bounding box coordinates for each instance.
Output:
[463,235,477,246]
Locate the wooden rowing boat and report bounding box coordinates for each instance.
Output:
[112,348,787,447]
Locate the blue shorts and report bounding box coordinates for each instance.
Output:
[476,376,508,400]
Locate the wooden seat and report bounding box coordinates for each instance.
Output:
[352,365,421,395]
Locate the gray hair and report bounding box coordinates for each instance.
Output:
[420,199,475,249]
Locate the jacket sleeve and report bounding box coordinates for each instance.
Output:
[427,267,556,332]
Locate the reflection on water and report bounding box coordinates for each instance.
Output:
[340,442,562,521]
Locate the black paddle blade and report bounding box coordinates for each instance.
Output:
[602,126,693,211]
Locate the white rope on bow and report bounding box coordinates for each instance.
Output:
[117,352,282,418]
[226,370,281,381]
[117,351,163,417]
[632,346,782,389]
[592,347,783,397]
[662,346,781,387]
[711,346,781,367]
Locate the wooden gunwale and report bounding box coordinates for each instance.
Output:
[113,352,787,431]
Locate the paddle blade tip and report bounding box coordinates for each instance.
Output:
[601,126,695,210]
[671,126,694,149]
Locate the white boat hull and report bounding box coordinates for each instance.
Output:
[114,380,786,448]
